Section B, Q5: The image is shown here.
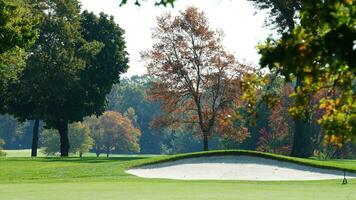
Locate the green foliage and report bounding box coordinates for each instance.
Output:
[0,114,33,149]
[84,116,104,157]
[107,76,164,154]
[68,122,93,157]
[0,0,39,54]
[247,0,301,32]
[124,107,138,126]
[259,0,355,140]
[160,129,201,154]
[41,122,93,156]
[7,1,128,156]
[0,137,5,156]
[79,11,129,116]
[41,129,59,155]
[0,0,39,113]
[8,0,86,125]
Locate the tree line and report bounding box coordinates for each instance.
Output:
[1,74,355,158]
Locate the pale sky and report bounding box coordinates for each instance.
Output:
[80,0,271,77]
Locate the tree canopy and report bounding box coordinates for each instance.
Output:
[143,7,252,151]
[259,1,355,142]
[247,0,301,32]
[0,0,39,113]
[107,76,164,154]
[6,0,129,156]
[85,111,141,157]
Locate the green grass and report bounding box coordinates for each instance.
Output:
[1,150,356,200]
[3,148,159,158]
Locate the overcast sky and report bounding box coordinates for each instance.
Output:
[80,0,271,77]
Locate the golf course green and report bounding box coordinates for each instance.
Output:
[1,150,356,200]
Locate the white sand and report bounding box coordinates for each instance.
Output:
[126,156,356,181]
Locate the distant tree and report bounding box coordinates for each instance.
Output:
[0,115,17,147]
[124,107,138,127]
[107,76,164,154]
[41,122,93,156]
[143,7,251,151]
[0,137,5,156]
[84,116,104,157]
[0,114,33,149]
[68,122,93,157]
[257,84,294,155]
[41,129,59,155]
[160,128,202,154]
[99,111,141,157]
[99,112,121,157]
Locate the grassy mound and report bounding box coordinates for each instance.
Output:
[1,149,356,183]
[129,150,356,173]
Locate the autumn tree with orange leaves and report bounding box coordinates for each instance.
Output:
[143,7,252,151]
[86,111,141,157]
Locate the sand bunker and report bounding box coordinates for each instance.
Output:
[126,156,356,181]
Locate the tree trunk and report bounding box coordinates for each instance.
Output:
[31,118,40,157]
[290,77,313,158]
[291,118,313,157]
[79,152,83,158]
[106,148,110,158]
[58,120,70,157]
[203,131,209,151]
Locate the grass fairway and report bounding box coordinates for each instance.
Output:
[3,149,159,158]
[1,150,356,200]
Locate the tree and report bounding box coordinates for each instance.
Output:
[99,111,141,157]
[0,114,34,149]
[259,1,355,147]
[247,0,301,33]
[0,137,5,156]
[68,122,93,157]
[257,84,294,155]
[83,112,141,157]
[0,0,39,113]
[247,0,318,158]
[107,76,164,154]
[41,129,59,155]
[124,107,138,127]
[9,0,87,157]
[8,1,128,157]
[41,122,93,156]
[143,7,251,151]
[84,116,104,157]
[160,128,202,154]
